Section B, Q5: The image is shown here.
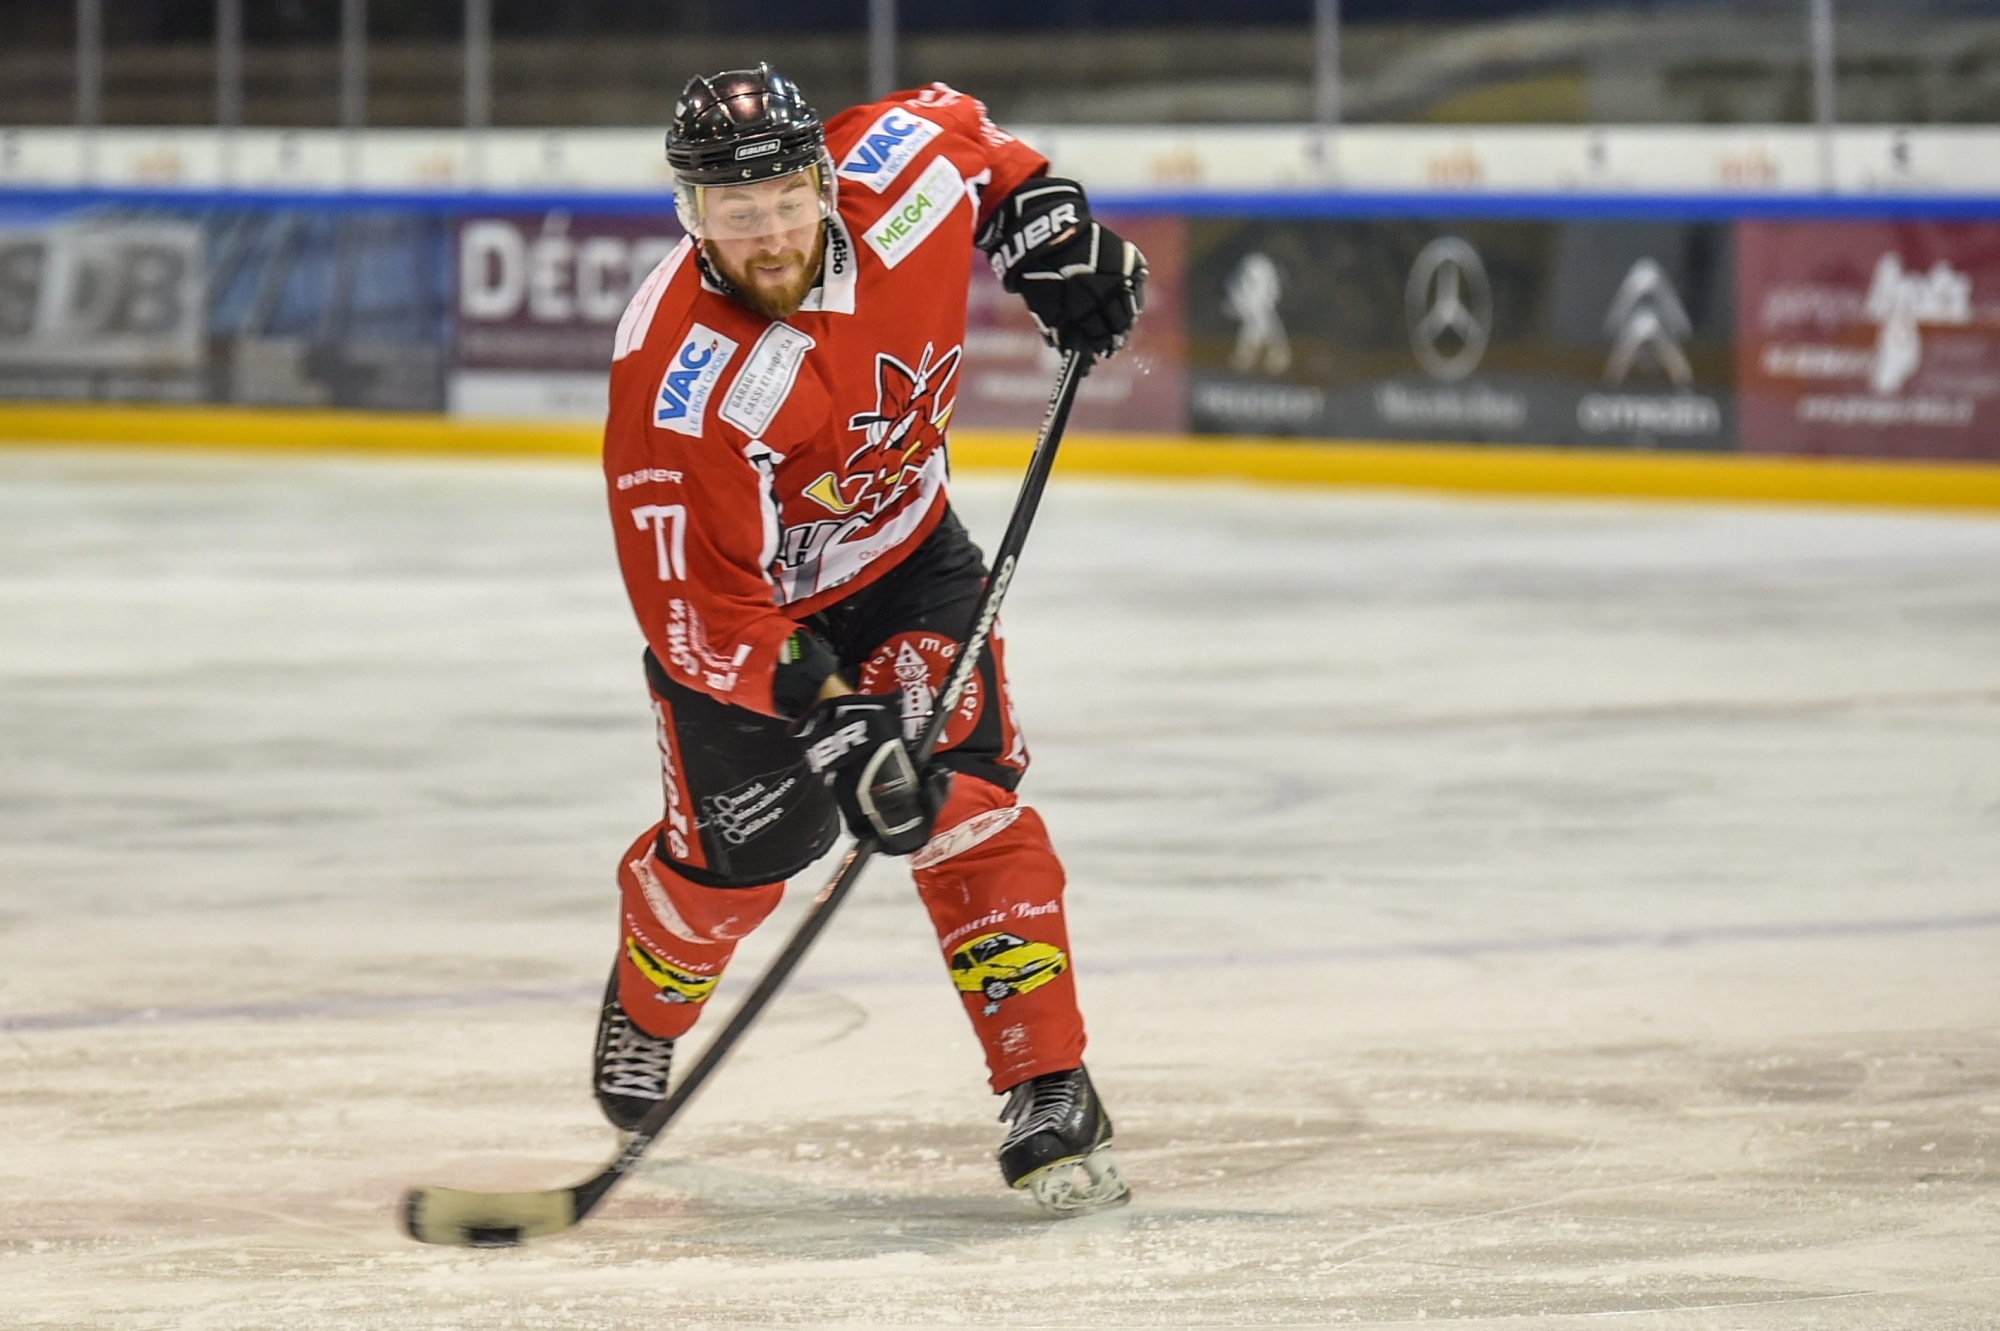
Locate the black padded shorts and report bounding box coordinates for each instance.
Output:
[643,505,1025,888]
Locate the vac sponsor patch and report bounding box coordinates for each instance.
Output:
[835,108,943,192]
[720,323,815,437]
[654,323,738,436]
[864,158,967,270]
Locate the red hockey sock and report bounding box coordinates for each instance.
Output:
[614,826,785,1040]
[911,775,1086,1092]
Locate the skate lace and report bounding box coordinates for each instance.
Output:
[599,1012,674,1099]
[998,1072,1079,1150]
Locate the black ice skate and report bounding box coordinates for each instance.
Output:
[591,970,674,1134]
[997,1065,1130,1216]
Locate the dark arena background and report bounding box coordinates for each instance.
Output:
[2,1,1998,1326]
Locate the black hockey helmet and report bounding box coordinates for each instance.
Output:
[665,63,825,186]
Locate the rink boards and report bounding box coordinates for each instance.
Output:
[5,402,1998,513]
[2,184,1999,505]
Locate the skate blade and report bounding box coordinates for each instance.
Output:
[1018,1145,1131,1218]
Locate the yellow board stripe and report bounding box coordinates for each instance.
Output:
[2,403,1997,513]
[950,431,2000,513]
[0,402,602,457]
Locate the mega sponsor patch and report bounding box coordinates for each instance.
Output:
[654,323,738,436]
[863,158,967,270]
[835,108,943,193]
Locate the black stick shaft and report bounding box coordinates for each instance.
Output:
[571,350,1089,1222]
[914,349,1085,768]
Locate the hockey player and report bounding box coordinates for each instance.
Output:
[592,65,1146,1214]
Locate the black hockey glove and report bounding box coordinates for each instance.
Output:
[792,694,952,856]
[979,176,1148,361]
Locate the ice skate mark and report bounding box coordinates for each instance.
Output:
[1315,1164,1714,1278]
[748,988,870,1057]
[1080,909,2000,978]
[1326,687,2000,735]
[0,982,600,1034]
[10,910,2000,1033]
[621,1156,1032,1235]
[214,1202,370,1243]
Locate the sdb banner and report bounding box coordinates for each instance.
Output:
[0,204,449,411]
[0,217,206,401]
[1185,219,1736,450]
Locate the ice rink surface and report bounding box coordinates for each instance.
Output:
[2,448,1998,1330]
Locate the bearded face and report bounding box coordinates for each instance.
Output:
[697,171,828,320]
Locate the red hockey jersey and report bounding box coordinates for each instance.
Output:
[602,83,1048,718]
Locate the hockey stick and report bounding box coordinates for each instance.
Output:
[401,348,1090,1247]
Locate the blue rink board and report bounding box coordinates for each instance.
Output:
[2,185,1999,221]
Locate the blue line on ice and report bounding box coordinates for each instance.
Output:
[7,909,1998,1035]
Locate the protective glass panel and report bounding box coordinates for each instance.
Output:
[682,167,829,242]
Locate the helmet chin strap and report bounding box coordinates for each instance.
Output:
[694,247,742,300]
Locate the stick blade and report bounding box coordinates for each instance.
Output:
[400,1184,577,1247]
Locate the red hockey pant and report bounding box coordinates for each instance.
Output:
[615,770,1083,1094]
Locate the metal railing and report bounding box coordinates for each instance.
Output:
[8,1,1997,132]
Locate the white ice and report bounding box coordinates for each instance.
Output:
[2,448,1998,1329]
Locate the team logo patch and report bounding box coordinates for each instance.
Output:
[863,157,967,270]
[654,323,738,437]
[948,930,1068,1017]
[800,341,960,522]
[859,631,983,748]
[835,108,943,192]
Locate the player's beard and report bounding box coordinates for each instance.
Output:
[711,225,827,321]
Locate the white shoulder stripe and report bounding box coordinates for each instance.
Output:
[614,238,693,362]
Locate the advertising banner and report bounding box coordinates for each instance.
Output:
[447,209,1186,433]
[210,209,450,413]
[0,217,205,401]
[1738,221,2000,459]
[3,193,1998,470]
[451,211,683,421]
[1185,219,1735,450]
[0,204,450,411]
[953,212,1187,434]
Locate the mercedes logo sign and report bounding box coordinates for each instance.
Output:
[1405,236,1493,383]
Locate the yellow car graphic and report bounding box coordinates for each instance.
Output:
[625,937,719,1006]
[949,931,1068,1013]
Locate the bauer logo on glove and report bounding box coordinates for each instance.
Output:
[791,694,952,856]
[802,717,874,773]
[978,176,1148,362]
[985,200,1082,280]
